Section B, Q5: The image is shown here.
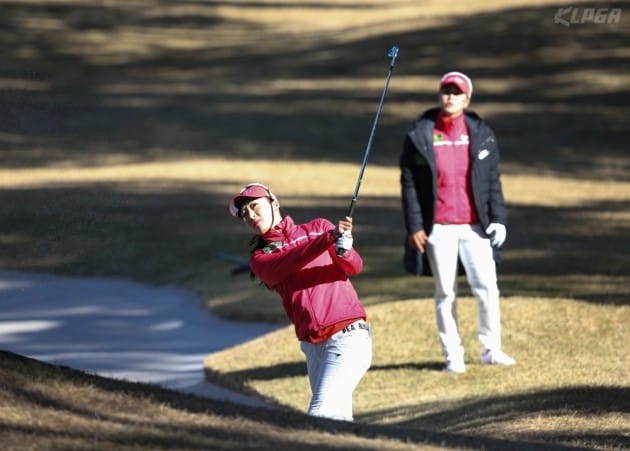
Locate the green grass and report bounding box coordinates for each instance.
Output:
[0,0,629,449]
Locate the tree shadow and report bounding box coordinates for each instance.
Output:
[357,385,630,450]
[0,1,627,181]
[202,352,629,450]
[0,184,627,305]
[1,3,627,304]
[1,3,627,449]
[4,349,593,450]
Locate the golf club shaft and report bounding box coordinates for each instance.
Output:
[337,46,398,257]
[346,46,398,218]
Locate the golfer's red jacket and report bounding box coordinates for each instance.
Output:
[250,216,367,342]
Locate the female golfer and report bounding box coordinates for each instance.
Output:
[228,182,372,421]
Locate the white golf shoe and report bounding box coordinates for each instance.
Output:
[445,356,466,373]
[481,349,516,366]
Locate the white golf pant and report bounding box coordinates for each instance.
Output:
[300,320,372,421]
[426,224,502,359]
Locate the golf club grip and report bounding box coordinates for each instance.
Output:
[347,198,357,218]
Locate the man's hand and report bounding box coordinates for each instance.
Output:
[409,230,428,253]
[485,223,506,248]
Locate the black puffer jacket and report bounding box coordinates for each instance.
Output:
[399,108,506,274]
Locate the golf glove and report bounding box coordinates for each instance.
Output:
[336,230,353,256]
[485,223,506,248]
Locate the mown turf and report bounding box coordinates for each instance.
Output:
[0,1,628,450]
[204,297,630,449]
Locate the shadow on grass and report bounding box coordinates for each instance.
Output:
[200,353,630,450]
[357,385,630,450]
[2,350,601,451]
[1,1,628,305]
[1,3,627,449]
[370,361,446,372]
[0,2,628,181]
[0,185,628,305]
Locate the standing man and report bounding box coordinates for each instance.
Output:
[399,71,515,373]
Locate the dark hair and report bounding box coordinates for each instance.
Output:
[234,197,254,219]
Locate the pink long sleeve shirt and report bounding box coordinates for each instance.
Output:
[433,112,480,225]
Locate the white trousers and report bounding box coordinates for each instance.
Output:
[300,320,372,421]
[426,224,502,359]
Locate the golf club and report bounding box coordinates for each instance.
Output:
[337,45,398,256]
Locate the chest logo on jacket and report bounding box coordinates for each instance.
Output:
[433,134,469,148]
[262,241,283,254]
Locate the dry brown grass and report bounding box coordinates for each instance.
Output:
[1,0,629,449]
[0,351,455,451]
[204,297,629,449]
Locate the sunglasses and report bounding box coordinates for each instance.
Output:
[441,84,465,95]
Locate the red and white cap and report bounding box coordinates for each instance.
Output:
[439,71,473,96]
[228,182,277,217]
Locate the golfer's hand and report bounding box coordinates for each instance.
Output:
[335,216,354,256]
[485,223,506,248]
[409,230,428,253]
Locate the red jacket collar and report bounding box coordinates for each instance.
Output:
[436,111,466,136]
[263,215,294,242]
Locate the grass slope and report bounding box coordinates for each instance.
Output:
[1,350,565,451]
[204,297,629,450]
[0,0,628,450]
